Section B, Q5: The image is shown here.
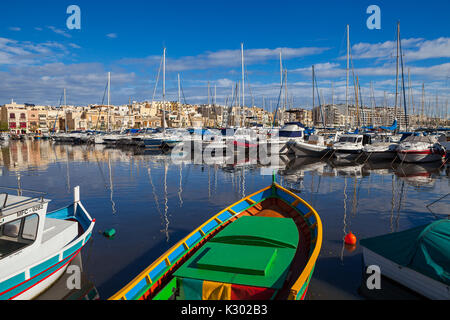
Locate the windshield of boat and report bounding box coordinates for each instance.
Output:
[339,136,357,143]
[0,214,39,259]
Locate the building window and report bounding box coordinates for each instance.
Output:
[9,113,15,119]
[20,113,26,119]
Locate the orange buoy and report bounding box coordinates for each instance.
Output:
[345,232,357,245]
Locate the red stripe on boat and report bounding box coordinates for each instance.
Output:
[0,247,83,300]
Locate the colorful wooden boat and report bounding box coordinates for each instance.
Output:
[110,179,322,300]
[0,186,95,300]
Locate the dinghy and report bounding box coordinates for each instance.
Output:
[360,219,450,300]
[110,178,322,301]
[0,186,95,300]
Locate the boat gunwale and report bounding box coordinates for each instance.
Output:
[109,183,323,301]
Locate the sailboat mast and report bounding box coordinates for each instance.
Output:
[312,65,315,110]
[422,83,425,126]
[346,25,350,125]
[399,24,409,132]
[107,72,111,131]
[241,43,245,109]
[163,48,166,131]
[178,73,182,128]
[284,69,288,111]
[63,88,67,107]
[395,21,400,121]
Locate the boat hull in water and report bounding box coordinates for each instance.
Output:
[110,182,322,301]
[397,150,445,163]
[362,150,396,161]
[333,149,363,161]
[287,140,329,157]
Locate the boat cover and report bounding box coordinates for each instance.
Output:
[379,119,398,131]
[360,219,450,285]
[173,216,299,299]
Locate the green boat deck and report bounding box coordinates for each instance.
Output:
[173,216,299,289]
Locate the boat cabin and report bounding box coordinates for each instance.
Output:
[336,134,371,146]
[278,123,305,138]
[0,194,50,260]
[0,192,78,265]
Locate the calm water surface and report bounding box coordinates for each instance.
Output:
[1,140,449,300]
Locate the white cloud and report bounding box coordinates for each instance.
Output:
[0,37,76,66]
[48,26,72,38]
[350,37,450,62]
[106,33,118,39]
[69,43,81,49]
[9,27,21,32]
[216,78,234,88]
[119,46,330,72]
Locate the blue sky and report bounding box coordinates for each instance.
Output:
[0,0,449,115]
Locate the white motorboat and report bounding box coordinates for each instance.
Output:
[267,122,305,155]
[332,134,371,161]
[362,142,398,161]
[397,135,446,163]
[288,133,338,157]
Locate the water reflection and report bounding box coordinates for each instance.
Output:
[394,162,443,188]
[0,140,448,300]
[36,254,99,300]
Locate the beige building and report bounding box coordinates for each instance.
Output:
[1,102,29,134]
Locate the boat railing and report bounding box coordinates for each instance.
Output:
[274,183,323,300]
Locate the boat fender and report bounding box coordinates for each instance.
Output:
[345,232,357,245]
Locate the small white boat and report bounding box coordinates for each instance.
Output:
[332,134,371,161]
[362,142,398,161]
[0,186,95,300]
[288,134,333,157]
[267,122,305,155]
[360,219,450,300]
[397,135,446,163]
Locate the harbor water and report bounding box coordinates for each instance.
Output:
[0,140,448,300]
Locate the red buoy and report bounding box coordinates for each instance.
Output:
[345,232,357,245]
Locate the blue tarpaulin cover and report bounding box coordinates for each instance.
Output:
[360,219,450,285]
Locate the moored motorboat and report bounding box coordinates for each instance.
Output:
[110,178,322,301]
[360,219,450,300]
[362,142,398,161]
[397,135,446,163]
[332,134,371,161]
[287,134,332,157]
[0,186,95,300]
[267,122,305,155]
